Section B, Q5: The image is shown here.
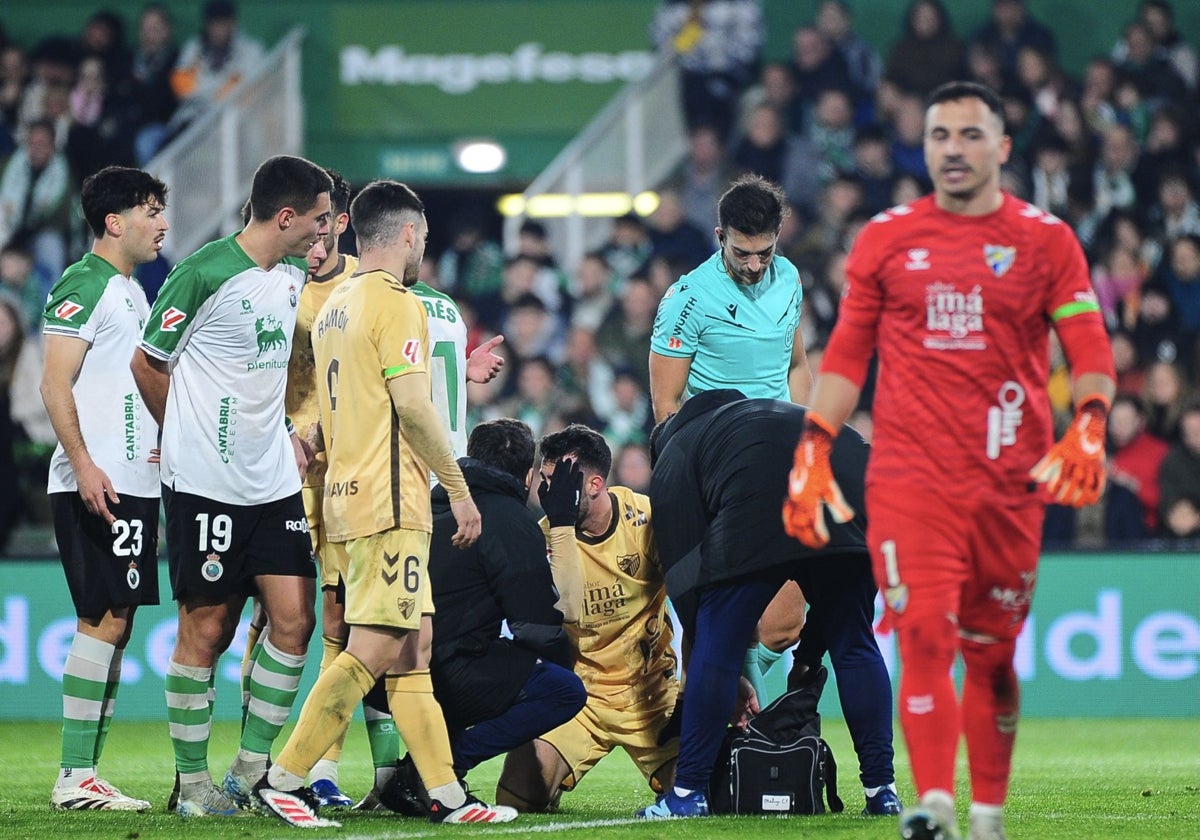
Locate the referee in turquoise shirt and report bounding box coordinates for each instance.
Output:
[649,174,813,423]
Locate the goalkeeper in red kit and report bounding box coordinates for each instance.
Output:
[784,81,1115,840]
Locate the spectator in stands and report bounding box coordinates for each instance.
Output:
[0,118,72,282]
[884,0,964,98]
[594,273,658,389]
[1015,45,1076,121]
[130,4,180,164]
[1150,170,1200,242]
[671,124,732,234]
[814,0,881,110]
[1106,394,1170,541]
[556,325,615,422]
[1092,245,1150,331]
[601,213,653,285]
[0,43,28,157]
[1131,284,1182,373]
[737,61,805,138]
[650,0,764,143]
[647,189,714,269]
[18,37,74,133]
[66,55,137,184]
[964,40,1007,96]
[78,10,132,91]
[887,92,930,183]
[732,103,820,214]
[1158,402,1200,540]
[600,368,654,449]
[502,292,562,367]
[809,88,857,182]
[1130,0,1197,93]
[514,219,567,316]
[438,211,505,303]
[789,26,855,124]
[169,0,264,134]
[852,125,895,215]
[1111,330,1145,397]
[1091,124,1140,217]
[0,243,44,332]
[1160,234,1200,374]
[1112,20,1188,107]
[611,442,652,494]
[1142,359,1190,440]
[972,0,1057,79]
[474,254,560,337]
[501,355,563,439]
[0,293,25,553]
[568,251,615,332]
[1029,133,1073,218]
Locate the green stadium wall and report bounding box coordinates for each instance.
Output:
[0,553,1195,720]
[3,1,1196,185]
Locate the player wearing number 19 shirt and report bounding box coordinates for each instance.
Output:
[784,83,1115,840]
[131,156,333,818]
[41,166,168,812]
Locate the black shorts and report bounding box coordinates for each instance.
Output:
[51,492,161,619]
[162,486,316,602]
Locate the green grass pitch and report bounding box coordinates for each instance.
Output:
[1,718,1196,839]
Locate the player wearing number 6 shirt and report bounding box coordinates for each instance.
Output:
[131,155,333,818]
[783,82,1115,840]
[255,179,515,827]
[40,166,168,812]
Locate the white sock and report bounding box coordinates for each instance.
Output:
[428,781,466,809]
[311,758,339,785]
[266,764,305,792]
[864,783,897,797]
[673,786,694,797]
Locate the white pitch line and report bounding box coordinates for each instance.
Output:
[270,816,646,840]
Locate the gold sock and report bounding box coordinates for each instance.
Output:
[275,652,374,779]
[316,635,348,764]
[386,670,458,791]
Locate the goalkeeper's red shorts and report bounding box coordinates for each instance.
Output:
[865,484,1044,642]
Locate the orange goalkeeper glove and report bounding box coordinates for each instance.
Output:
[783,412,855,548]
[1030,394,1110,507]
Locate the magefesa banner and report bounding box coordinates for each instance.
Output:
[0,554,1197,720]
[333,1,656,137]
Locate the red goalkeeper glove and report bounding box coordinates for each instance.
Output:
[1030,394,1111,507]
[783,412,855,548]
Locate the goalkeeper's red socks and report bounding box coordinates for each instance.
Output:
[897,617,960,797]
[961,636,1019,807]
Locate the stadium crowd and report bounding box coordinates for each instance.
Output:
[2,0,1200,557]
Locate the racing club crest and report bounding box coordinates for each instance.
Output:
[984,244,1016,277]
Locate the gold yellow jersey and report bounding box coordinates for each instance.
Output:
[286,254,358,488]
[543,486,676,706]
[313,269,433,541]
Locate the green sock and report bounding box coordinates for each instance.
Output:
[61,634,115,772]
[742,647,768,707]
[758,642,790,706]
[241,636,306,756]
[92,647,124,767]
[364,706,400,769]
[166,659,213,783]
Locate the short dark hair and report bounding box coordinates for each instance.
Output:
[349,179,425,251]
[81,166,168,238]
[247,155,332,222]
[717,174,790,236]
[539,423,612,478]
[926,81,1005,127]
[327,168,351,217]
[467,418,535,480]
